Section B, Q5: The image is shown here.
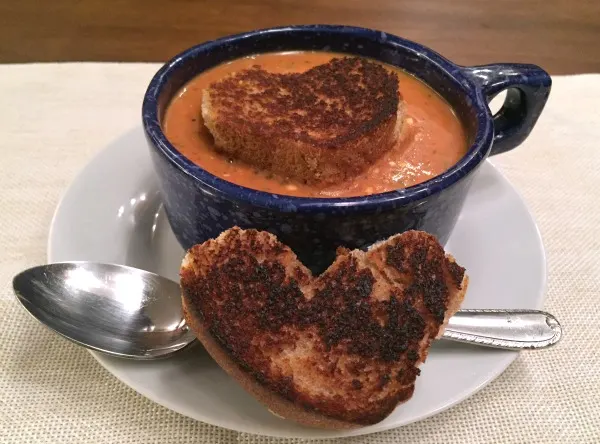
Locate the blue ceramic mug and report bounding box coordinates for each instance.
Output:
[142,25,551,272]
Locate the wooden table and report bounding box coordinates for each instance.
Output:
[1,0,599,74]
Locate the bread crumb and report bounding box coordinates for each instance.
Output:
[268,409,286,419]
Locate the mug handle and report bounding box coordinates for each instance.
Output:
[462,64,551,155]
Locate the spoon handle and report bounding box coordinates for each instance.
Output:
[441,309,562,350]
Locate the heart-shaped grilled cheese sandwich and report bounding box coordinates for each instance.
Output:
[180,227,467,428]
[202,57,403,185]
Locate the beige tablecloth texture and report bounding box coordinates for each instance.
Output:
[1,64,599,443]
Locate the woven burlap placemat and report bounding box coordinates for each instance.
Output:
[1,65,598,443]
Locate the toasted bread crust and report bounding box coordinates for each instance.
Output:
[181,228,467,428]
[202,57,402,185]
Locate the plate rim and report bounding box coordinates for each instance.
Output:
[46,134,546,438]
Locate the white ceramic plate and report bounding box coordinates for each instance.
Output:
[48,127,546,438]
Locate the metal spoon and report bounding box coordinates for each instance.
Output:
[12,262,562,360]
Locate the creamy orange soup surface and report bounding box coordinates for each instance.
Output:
[163,51,468,198]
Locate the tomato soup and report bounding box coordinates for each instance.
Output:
[163,52,467,198]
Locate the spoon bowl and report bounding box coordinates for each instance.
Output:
[13,262,196,359]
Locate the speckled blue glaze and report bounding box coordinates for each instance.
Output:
[142,25,551,272]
